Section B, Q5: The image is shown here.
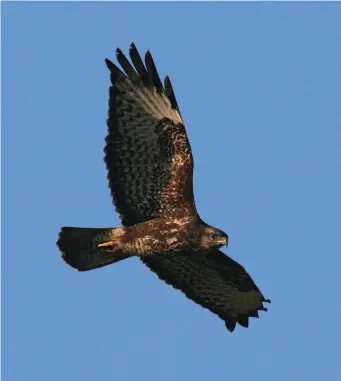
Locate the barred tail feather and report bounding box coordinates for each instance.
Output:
[57,227,131,271]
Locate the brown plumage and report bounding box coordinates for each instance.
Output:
[57,43,270,332]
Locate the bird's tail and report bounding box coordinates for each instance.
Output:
[57,227,131,271]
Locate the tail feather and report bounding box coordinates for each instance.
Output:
[57,227,131,271]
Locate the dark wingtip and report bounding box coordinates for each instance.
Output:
[105,55,125,83]
[115,48,125,63]
[144,50,164,93]
[164,75,182,118]
[116,47,123,57]
[249,310,259,318]
[115,47,139,80]
[237,315,249,328]
[128,42,151,86]
[105,58,114,70]
[129,43,137,58]
[225,319,237,332]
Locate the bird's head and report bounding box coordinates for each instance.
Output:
[201,226,228,250]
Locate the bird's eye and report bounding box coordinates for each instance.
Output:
[210,233,220,240]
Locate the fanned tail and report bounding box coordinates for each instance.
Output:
[57,227,131,271]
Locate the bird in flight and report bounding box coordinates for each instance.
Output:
[57,43,270,332]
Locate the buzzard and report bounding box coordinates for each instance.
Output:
[57,43,270,332]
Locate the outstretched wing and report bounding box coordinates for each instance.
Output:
[105,43,196,226]
[141,250,270,332]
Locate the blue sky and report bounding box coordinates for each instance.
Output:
[2,2,341,381]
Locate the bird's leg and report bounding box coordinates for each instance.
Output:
[98,240,121,252]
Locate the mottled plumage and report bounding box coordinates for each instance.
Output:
[57,43,270,332]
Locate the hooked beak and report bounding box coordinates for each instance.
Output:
[220,235,228,247]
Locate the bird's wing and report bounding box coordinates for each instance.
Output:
[105,43,196,226]
[141,250,270,331]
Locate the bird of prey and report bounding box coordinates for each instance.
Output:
[57,43,270,332]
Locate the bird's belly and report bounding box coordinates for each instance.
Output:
[125,234,190,256]
[119,217,200,256]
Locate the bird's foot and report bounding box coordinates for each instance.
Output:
[98,240,119,251]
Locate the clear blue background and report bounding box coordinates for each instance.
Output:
[2,2,341,381]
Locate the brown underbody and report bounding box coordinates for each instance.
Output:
[97,216,212,256]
